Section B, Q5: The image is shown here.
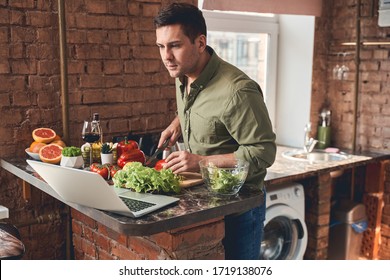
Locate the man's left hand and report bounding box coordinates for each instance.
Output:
[163,151,204,173]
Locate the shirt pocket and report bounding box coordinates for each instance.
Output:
[190,113,219,144]
[190,113,231,144]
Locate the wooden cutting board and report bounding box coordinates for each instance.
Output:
[179,172,203,188]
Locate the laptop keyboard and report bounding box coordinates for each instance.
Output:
[120,196,156,212]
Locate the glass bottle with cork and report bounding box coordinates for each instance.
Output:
[91,113,103,162]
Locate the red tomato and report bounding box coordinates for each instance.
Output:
[90,163,110,180]
[110,165,121,178]
[116,138,139,158]
[117,149,146,168]
[154,159,166,171]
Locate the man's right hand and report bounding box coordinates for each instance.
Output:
[158,116,181,149]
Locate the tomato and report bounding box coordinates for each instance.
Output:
[90,163,110,180]
[154,159,166,171]
[117,149,146,168]
[109,165,121,178]
[116,138,139,158]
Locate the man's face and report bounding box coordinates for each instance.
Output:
[156,24,203,79]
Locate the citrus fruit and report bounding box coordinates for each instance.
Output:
[51,139,66,148]
[39,143,63,164]
[52,135,62,141]
[29,141,47,153]
[32,128,57,143]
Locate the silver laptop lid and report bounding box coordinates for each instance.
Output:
[27,160,179,218]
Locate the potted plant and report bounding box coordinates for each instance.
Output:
[100,142,116,165]
[60,146,84,168]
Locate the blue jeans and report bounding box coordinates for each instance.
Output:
[223,197,266,260]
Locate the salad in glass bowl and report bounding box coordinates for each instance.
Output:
[199,158,249,196]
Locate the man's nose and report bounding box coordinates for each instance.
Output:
[162,48,173,60]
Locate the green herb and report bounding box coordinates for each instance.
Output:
[112,162,181,194]
[62,146,82,157]
[101,142,114,154]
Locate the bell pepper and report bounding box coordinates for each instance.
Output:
[116,137,139,158]
[117,149,146,168]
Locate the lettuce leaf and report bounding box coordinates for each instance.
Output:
[113,162,181,194]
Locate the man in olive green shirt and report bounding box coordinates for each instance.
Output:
[154,3,276,259]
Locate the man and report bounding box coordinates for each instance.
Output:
[154,3,276,260]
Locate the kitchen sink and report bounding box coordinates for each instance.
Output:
[281,149,350,163]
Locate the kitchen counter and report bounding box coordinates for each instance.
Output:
[0,157,263,236]
[1,145,388,259]
[265,145,387,184]
[1,145,386,235]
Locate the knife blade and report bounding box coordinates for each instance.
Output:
[144,139,169,167]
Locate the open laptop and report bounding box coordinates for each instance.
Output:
[27,160,179,218]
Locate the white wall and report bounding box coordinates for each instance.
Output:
[275,15,315,148]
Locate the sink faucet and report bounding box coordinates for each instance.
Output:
[303,123,318,153]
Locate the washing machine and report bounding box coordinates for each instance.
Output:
[259,182,308,260]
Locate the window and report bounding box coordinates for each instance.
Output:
[202,10,279,127]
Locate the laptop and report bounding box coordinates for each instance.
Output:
[26,160,179,218]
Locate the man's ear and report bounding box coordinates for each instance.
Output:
[197,34,207,53]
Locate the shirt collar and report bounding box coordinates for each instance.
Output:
[178,46,220,91]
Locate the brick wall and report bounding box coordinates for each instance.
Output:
[1,0,389,260]
[380,164,390,259]
[0,0,67,259]
[71,209,224,260]
[311,0,390,260]
[300,174,332,260]
[0,0,194,259]
[312,0,390,153]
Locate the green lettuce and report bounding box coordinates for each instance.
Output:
[112,162,181,194]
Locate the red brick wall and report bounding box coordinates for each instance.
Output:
[71,209,224,260]
[311,0,390,259]
[0,0,194,259]
[312,0,390,153]
[1,0,389,260]
[380,164,390,259]
[0,0,67,259]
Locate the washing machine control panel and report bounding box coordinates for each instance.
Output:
[294,187,302,197]
[269,188,300,202]
[265,183,305,216]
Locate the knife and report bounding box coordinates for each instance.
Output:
[144,139,170,167]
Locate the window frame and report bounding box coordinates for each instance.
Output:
[202,10,279,128]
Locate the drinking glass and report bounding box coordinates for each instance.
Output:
[81,120,101,167]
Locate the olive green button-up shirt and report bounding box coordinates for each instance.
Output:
[175,47,276,189]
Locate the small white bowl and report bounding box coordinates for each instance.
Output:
[60,155,84,169]
[25,148,41,161]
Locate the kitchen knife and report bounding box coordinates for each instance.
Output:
[144,138,169,167]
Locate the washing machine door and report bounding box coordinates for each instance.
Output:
[260,204,308,260]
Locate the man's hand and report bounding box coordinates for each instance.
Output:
[164,152,237,174]
[158,116,181,149]
[163,150,205,173]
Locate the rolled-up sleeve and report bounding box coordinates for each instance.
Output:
[223,84,276,187]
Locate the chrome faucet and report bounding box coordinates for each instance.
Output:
[303,123,318,153]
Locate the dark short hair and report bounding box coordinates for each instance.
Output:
[154,3,207,43]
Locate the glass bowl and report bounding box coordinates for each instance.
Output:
[199,158,249,196]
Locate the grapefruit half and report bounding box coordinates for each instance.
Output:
[32,128,56,143]
[39,143,63,164]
